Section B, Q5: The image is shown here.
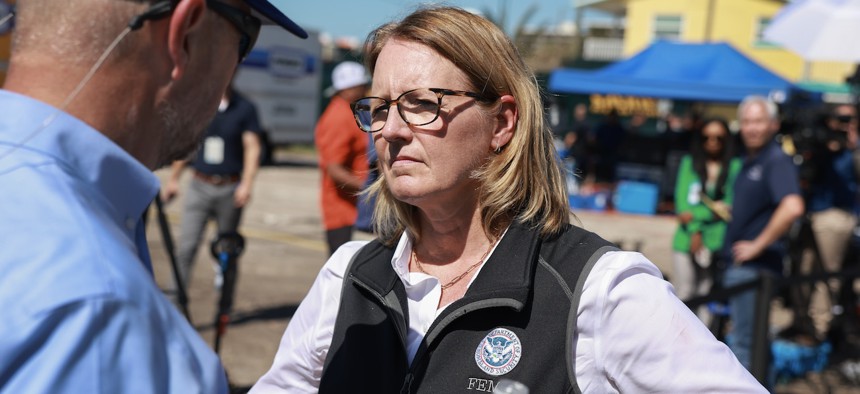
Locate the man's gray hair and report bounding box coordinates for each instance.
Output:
[738,95,778,121]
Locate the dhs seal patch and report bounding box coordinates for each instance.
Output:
[474,328,522,376]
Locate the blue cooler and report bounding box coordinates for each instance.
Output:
[613,181,659,215]
[569,191,609,212]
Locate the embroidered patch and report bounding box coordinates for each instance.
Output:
[747,165,763,181]
[474,328,522,376]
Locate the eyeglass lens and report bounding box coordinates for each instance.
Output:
[353,89,442,132]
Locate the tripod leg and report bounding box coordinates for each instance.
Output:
[786,218,819,337]
[154,195,192,323]
[213,252,239,353]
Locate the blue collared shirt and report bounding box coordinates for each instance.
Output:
[724,141,801,269]
[0,90,228,393]
[808,146,857,213]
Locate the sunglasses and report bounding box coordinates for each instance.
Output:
[206,0,261,63]
[835,115,856,124]
[127,0,261,63]
[703,135,725,143]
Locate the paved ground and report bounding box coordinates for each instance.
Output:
[144,151,858,393]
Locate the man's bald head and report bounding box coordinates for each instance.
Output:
[11,0,154,66]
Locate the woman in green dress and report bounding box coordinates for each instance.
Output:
[672,117,741,324]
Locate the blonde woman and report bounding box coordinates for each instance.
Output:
[252,6,764,393]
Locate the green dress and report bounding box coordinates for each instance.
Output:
[672,155,741,253]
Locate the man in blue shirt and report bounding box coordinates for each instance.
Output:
[722,96,804,380]
[0,1,305,392]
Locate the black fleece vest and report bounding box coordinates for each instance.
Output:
[319,222,616,394]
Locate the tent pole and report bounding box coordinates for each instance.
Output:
[801,60,811,82]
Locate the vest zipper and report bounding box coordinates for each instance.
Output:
[400,372,414,394]
[350,275,409,351]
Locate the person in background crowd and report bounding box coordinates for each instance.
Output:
[563,103,590,168]
[627,112,648,135]
[672,117,741,325]
[162,85,264,289]
[722,96,804,382]
[251,6,765,393]
[0,1,306,392]
[593,108,626,183]
[795,103,859,342]
[315,61,371,255]
[562,103,591,194]
[355,133,378,234]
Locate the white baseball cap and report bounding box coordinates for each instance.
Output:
[326,61,370,97]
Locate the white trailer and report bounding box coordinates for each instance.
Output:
[234,26,322,146]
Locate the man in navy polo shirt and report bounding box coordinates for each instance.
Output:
[723,95,805,379]
[163,85,263,289]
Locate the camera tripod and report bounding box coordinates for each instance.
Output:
[152,195,192,322]
[784,214,853,341]
[209,232,245,354]
[150,196,247,352]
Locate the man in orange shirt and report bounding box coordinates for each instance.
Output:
[315,61,370,255]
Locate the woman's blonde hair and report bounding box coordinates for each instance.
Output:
[364,6,570,245]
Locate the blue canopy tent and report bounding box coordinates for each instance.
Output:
[549,41,810,102]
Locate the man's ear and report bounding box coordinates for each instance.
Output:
[167,0,206,80]
[492,94,517,151]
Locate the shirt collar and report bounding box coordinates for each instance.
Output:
[743,140,780,164]
[0,90,160,226]
[389,224,524,297]
[391,231,413,281]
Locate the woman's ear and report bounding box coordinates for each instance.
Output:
[167,0,206,80]
[492,94,517,151]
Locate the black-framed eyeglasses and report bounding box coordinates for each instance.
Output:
[350,88,495,133]
[206,0,261,63]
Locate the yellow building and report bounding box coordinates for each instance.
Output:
[579,0,855,91]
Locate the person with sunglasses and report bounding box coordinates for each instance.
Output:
[0,1,304,393]
[671,117,741,326]
[252,6,764,393]
[792,103,859,344]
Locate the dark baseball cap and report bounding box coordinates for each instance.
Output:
[246,0,307,39]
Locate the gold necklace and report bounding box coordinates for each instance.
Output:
[412,238,499,290]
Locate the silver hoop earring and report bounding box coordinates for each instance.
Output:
[494,145,502,154]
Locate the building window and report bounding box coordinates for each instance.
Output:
[754,17,779,48]
[653,15,682,41]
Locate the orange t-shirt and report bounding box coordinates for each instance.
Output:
[315,95,369,230]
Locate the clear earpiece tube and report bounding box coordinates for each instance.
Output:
[0,13,12,27]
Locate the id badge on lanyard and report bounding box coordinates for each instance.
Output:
[203,136,225,165]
